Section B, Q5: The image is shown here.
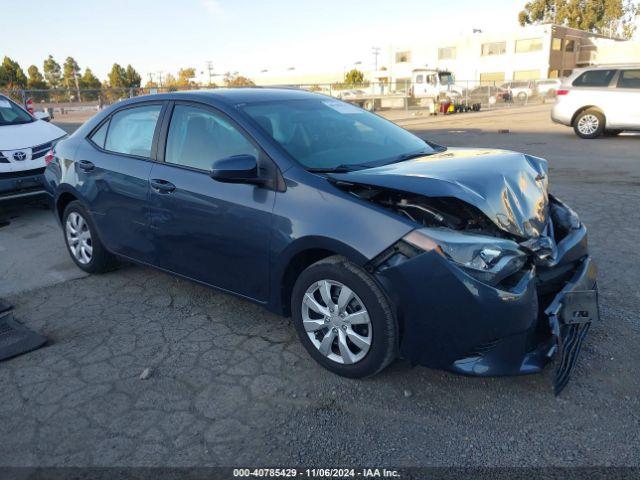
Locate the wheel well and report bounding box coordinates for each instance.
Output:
[56,192,77,221]
[572,106,604,126]
[280,248,336,317]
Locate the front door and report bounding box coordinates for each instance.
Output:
[148,102,275,302]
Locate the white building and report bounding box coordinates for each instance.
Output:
[380,24,628,87]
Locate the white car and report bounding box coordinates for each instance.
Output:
[0,94,66,200]
[551,65,640,138]
[536,79,562,97]
[500,81,537,101]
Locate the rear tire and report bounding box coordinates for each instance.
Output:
[291,256,397,378]
[62,201,117,274]
[574,109,605,139]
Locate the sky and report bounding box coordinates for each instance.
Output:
[1,0,527,82]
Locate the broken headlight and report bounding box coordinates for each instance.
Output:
[404,228,528,286]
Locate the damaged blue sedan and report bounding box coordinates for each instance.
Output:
[43,89,599,393]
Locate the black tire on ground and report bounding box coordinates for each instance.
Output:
[62,200,118,274]
[604,129,623,136]
[573,109,606,139]
[291,255,397,378]
[517,92,528,102]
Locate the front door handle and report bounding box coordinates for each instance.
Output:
[78,160,95,171]
[150,178,176,194]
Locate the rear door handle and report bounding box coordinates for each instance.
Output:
[78,160,95,171]
[150,178,176,194]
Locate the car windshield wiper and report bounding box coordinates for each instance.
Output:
[307,163,373,173]
[384,149,440,165]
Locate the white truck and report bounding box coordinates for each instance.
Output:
[410,69,464,103]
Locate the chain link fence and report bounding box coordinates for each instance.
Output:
[2,80,558,122]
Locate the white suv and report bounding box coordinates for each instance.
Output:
[551,65,640,138]
[0,94,66,200]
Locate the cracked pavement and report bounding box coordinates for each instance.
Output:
[0,105,639,467]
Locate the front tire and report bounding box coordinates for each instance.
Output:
[574,109,605,139]
[63,201,117,274]
[291,256,397,378]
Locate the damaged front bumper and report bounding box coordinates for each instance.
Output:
[374,217,598,393]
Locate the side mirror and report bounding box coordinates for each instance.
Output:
[210,154,262,185]
[34,111,51,122]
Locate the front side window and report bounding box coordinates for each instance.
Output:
[0,96,33,126]
[415,74,424,84]
[551,38,562,51]
[481,42,506,56]
[165,104,258,171]
[617,69,640,89]
[565,40,575,52]
[573,69,616,87]
[241,99,435,171]
[104,104,162,158]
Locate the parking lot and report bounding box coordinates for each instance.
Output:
[1,104,639,467]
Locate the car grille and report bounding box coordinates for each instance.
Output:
[0,167,46,180]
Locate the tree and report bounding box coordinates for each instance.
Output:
[344,68,365,85]
[27,65,48,90]
[124,65,141,88]
[62,57,81,90]
[223,71,255,87]
[43,55,62,89]
[80,68,101,90]
[108,63,127,88]
[0,57,28,89]
[177,67,197,86]
[519,0,639,38]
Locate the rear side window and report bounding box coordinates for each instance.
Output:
[572,70,616,87]
[165,104,258,171]
[617,69,640,89]
[90,120,109,148]
[103,104,162,158]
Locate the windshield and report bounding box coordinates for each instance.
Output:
[241,98,435,171]
[439,73,454,85]
[0,96,33,126]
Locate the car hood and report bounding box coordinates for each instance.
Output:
[0,120,66,150]
[329,147,550,238]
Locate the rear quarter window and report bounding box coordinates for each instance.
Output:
[617,69,640,89]
[572,70,617,87]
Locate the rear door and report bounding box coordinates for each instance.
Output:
[75,102,166,262]
[571,69,617,123]
[148,101,275,301]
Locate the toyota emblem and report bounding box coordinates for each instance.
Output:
[13,151,27,161]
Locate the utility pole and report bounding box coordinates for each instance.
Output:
[371,47,381,72]
[148,72,155,85]
[157,71,164,88]
[206,61,215,85]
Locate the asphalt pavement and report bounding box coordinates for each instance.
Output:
[0,104,638,467]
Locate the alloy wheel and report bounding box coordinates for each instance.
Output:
[577,114,599,136]
[301,279,372,365]
[66,212,93,264]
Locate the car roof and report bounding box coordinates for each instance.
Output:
[125,88,327,107]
